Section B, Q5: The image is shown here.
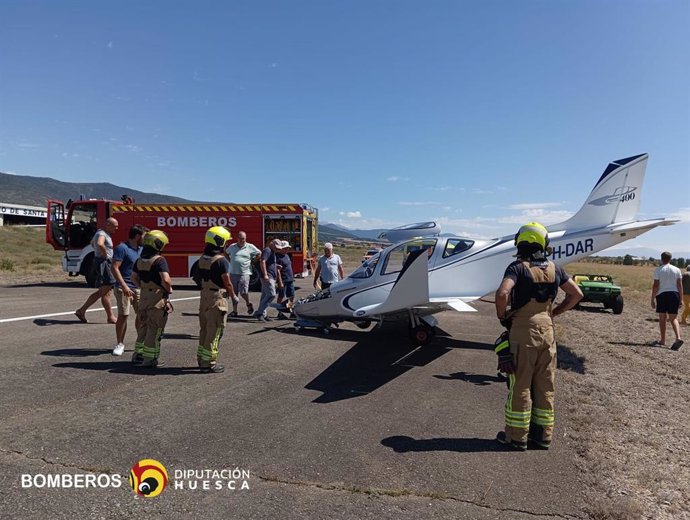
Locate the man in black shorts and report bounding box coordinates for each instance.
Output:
[651,251,683,350]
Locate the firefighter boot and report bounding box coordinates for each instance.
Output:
[496,431,527,451]
[528,423,551,450]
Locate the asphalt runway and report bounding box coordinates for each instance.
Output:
[0,279,585,519]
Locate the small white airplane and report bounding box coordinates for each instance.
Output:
[293,154,677,343]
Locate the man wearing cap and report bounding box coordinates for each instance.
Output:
[275,240,295,319]
[314,243,344,290]
[254,238,280,322]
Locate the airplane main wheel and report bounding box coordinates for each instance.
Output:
[355,320,371,330]
[412,325,434,345]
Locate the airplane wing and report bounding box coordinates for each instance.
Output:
[606,218,679,233]
[426,298,478,313]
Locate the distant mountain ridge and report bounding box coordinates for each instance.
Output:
[0,171,192,206]
[0,170,387,242]
[323,223,388,241]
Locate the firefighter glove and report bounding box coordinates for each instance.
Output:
[497,353,515,374]
[164,300,174,315]
[494,331,514,374]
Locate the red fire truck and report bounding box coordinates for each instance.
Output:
[45,197,318,287]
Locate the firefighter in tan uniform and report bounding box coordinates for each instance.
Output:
[494,222,582,450]
[197,226,237,373]
[131,230,173,368]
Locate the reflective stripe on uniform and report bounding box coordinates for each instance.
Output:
[197,327,224,363]
[494,340,510,354]
[505,373,531,429]
[531,407,555,426]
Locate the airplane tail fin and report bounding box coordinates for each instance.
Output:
[551,154,648,231]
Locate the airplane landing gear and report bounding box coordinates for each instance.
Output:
[408,310,436,346]
[410,323,435,345]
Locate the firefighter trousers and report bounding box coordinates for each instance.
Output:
[505,314,556,445]
[197,290,228,368]
[135,287,168,361]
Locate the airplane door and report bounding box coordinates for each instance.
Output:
[46,199,67,249]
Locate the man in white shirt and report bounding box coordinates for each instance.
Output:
[651,251,683,350]
[225,231,260,317]
[313,242,344,290]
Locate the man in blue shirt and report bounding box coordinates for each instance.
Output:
[275,240,295,319]
[254,239,280,321]
[112,225,146,356]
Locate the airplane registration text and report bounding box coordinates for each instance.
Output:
[549,239,594,260]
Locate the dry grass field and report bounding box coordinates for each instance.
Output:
[0,226,65,283]
[558,260,689,520]
[1,229,688,518]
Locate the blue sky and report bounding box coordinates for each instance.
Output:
[1,1,688,252]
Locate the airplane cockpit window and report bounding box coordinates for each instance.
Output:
[443,239,474,258]
[349,252,381,278]
[381,239,437,276]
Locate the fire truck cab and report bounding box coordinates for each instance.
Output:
[46,197,318,288]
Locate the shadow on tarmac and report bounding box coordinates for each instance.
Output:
[381,435,509,453]
[34,318,85,326]
[5,280,85,289]
[573,304,612,314]
[50,361,205,376]
[608,340,674,349]
[433,371,504,386]
[303,327,494,403]
[41,348,113,357]
[556,343,586,374]
[161,333,198,340]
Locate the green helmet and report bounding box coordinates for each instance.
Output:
[205,226,231,248]
[514,222,549,251]
[143,230,169,251]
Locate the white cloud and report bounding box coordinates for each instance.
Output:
[107,41,113,49]
[17,142,39,149]
[387,176,409,182]
[334,217,399,229]
[498,209,574,225]
[432,216,501,239]
[125,144,141,153]
[472,188,493,195]
[508,202,563,210]
[398,201,443,206]
[320,206,330,212]
[339,211,362,218]
[670,207,690,222]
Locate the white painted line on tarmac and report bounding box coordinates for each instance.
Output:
[0,296,201,324]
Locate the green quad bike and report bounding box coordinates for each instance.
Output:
[573,274,624,314]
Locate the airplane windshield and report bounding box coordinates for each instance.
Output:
[349,252,381,278]
[381,239,437,276]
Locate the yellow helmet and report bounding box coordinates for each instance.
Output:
[205,226,231,248]
[514,222,549,250]
[143,230,169,251]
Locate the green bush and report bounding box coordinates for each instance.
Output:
[0,258,16,271]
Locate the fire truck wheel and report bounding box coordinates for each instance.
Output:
[249,266,261,292]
